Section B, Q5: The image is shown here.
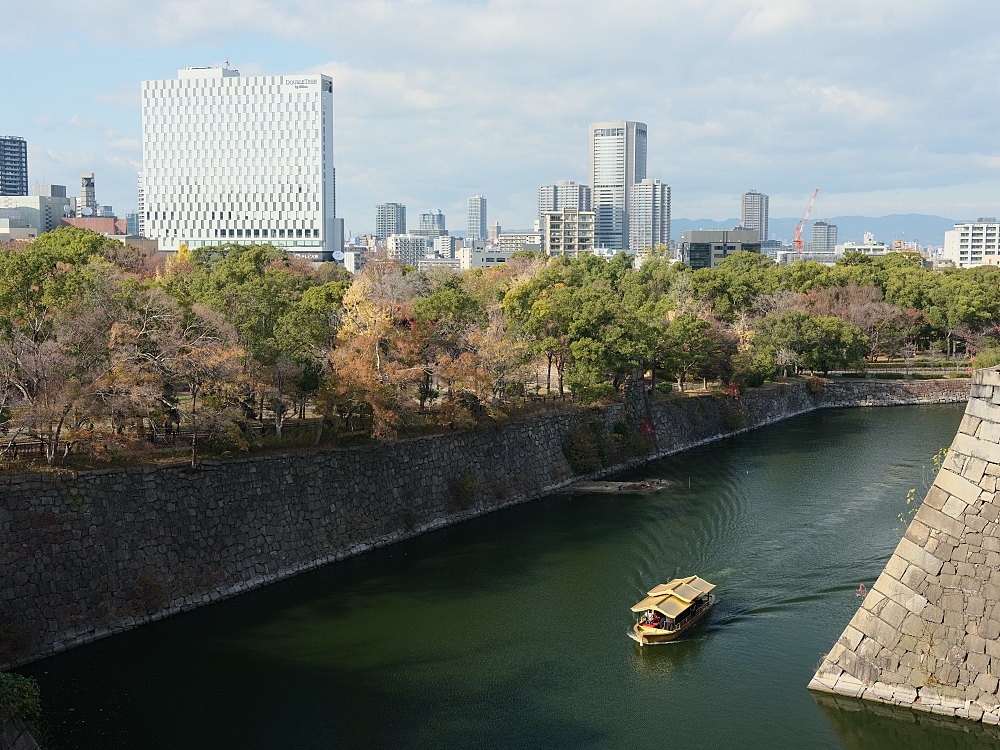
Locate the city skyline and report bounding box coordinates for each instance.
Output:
[5,2,1000,234]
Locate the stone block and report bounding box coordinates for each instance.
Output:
[923,486,950,510]
[952,431,1000,465]
[895,538,943,578]
[914,504,966,540]
[965,457,990,484]
[960,415,984,436]
[873,568,930,613]
[982,421,1000,444]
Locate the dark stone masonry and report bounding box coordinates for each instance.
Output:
[811,368,1000,725]
[1,377,969,669]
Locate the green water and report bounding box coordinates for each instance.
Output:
[22,404,1000,749]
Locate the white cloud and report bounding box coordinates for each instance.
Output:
[5,0,1000,227]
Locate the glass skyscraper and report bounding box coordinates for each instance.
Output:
[588,121,646,251]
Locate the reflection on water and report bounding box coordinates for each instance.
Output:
[22,404,984,749]
[814,693,1000,750]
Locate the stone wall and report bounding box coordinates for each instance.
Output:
[810,368,1000,725]
[1,377,970,669]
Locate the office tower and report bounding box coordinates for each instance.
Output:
[376,203,406,240]
[741,189,769,242]
[126,213,140,235]
[137,172,146,237]
[488,222,501,242]
[589,121,646,251]
[629,178,671,252]
[80,173,96,214]
[142,66,337,260]
[538,180,591,221]
[467,196,486,240]
[542,207,596,257]
[811,220,838,253]
[0,137,28,196]
[31,184,67,198]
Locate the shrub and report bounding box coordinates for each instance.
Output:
[723,410,746,431]
[563,424,606,474]
[806,376,825,394]
[0,672,41,727]
[450,473,480,510]
[879,372,906,379]
[609,420,646,459]
[973,348,1000,369]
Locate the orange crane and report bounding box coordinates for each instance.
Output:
[792,188,820,252]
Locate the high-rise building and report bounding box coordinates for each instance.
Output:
[418,209,446,234]
[142,66,337,260]
[589,121,646,251]
[488,222,501,243]
[0,137,28,196]
[629,179,671,252]
[467,196,487,240]
[741,190,769,242]
[80,173,96,215]
[811,220,838,253]
[376,203,406,240]
[538,180,591,221]
[542,207,596,257]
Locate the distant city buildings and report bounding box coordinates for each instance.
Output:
[376,203,407,241]
[943,219,1000,268]
[413,209,447,237]
[142,66,339,260]
[680,229,760,270]
[387,234,427,266]
[589,120,646,251]
[629,178,670,253]
[0,208,37,241]
[497,233,542,253]
[538,181,591,222]
[0,192,75,235]
[542,207,596,257]
[80,173,97,216]
[457,244,515,271]
[810,220,838,253]
[467,196,487,240]
[0,136,28,197]
[837,232,886,257]
[488,222,501,243]
[741,190,769,243]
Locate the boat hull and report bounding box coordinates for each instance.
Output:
[632,594,714,645]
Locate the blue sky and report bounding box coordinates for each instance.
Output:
[4,0,1000,237]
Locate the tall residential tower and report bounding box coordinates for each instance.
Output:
[588,121,646,251]
[741,190,768,242]
[141,66,338,260]
[376,203,406,240]
[0,137,28,197]
[538,180,591,222]
[467,195,487,240]
[629,179,671,253]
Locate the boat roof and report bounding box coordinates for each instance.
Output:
[631,576,716,617]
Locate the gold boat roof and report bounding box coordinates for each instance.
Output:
[630,576,716,617]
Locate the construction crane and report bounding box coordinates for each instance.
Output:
[792,188,820,252]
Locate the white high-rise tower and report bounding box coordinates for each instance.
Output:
[141,66,338,260]
[588,121,646,252]
[629,179,671,252]
[741,189,769,242]
[467,196,486,240]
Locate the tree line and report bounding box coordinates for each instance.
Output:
[2,227,999,466]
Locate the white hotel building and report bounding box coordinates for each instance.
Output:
[141,66,342,260]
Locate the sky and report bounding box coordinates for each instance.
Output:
[4,0,1000,238]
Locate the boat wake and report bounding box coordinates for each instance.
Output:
[626,629,685,646]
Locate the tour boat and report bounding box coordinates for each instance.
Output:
[629,575,716,645]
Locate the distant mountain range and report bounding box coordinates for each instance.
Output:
[672,214,962,245]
